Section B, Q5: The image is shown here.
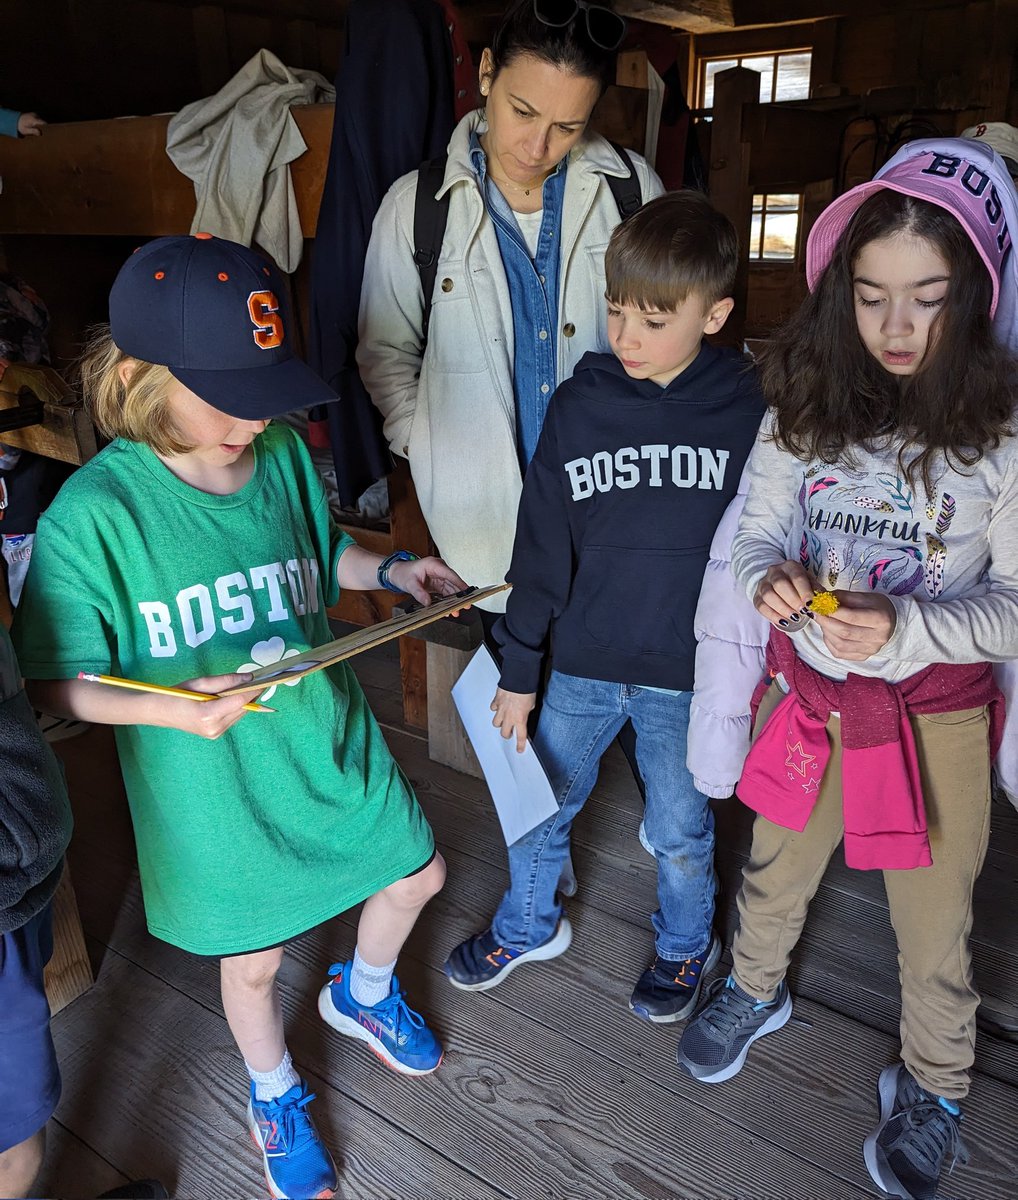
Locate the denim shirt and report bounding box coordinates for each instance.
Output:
[470,132,566,470]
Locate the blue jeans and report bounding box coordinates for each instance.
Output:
[491,670,716,960]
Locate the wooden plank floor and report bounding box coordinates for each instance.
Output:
[36,632,1018,1199]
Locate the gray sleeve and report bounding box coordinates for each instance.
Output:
[883,453,1018,664]
[730,416,798,602]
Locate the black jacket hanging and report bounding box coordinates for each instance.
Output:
[308,0,455,507]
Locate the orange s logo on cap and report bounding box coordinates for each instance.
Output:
[247,290,284,350]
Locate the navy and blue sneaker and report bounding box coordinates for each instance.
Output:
[443,919,572,992]
[677,974,792,1082]
[863,1064,970,1200]
[317,961,442,1075]
[629,933,722,1023]
[247,1079,337,1200]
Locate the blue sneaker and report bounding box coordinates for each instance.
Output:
[317,961,442,1075]
[629,933,722,1023]
[443,919,573,992]
[247,1080,337,1200]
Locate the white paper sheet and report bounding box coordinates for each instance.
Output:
[451,645,558,846]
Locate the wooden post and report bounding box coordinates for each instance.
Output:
[426,644,484,779]
[708,66,760,346]
[44,861,94,1016]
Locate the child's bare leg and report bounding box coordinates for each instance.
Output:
[0,1128,45,1199]
[220,945,287,1073]
[319,854,446,1075]
[226,949,338,1195]
[355,853,446,967]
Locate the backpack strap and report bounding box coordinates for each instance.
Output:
[412,143,640,342]
[605,142,643,219]
[413,155,451,343]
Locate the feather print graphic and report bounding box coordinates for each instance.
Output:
[925,496,937,521]
[805,465,821,478]
[810,534,822,570]
[891,565,924,596]
[864,544,922,591]
[797,474,808,521]
[924,533,947,598]
[876,472,914,513]
[799,533,810,569]
[852,496,895,512]
[808,476,840,500]
[936,494,956,537]
[827,545,842,588]
[868,558,892,589]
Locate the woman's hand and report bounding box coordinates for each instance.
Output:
[815,591,897,661]
[752,561,815,627]
[167,672,267,739]
[17,112,45,137]
[490,687,536,754]
[386,555,469,608]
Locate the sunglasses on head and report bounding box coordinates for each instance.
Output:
[532,0,627,53]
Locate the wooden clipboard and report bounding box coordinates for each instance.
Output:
[217,582,510,695]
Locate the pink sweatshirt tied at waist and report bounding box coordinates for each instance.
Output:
[738,630,1005,870]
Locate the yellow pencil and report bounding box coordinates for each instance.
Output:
[77,672,275,713]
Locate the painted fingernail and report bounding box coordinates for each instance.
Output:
[779,618,790,627]
[800,604,812,613]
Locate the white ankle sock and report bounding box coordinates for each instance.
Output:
[349,950,396,1008]
[247,1049,300,1102]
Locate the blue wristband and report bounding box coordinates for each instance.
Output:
[377,550,418,592]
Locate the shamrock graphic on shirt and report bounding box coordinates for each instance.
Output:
[238,637,303,702]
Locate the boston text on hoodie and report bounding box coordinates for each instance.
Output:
[496,344,766,694]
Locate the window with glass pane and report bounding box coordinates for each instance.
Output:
[700,50,812,108]
[750,194,802,261]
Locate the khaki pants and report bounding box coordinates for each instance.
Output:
[731,681,992,1100]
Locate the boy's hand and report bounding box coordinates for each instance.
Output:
[753,560,815,628]
[387,555,469,609]
[168,672,266,739]
[815,590,896,661]
[491,687,536,754]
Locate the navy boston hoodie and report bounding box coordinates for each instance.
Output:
[496,344,765,694]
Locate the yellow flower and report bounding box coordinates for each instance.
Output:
[809,590,840,616]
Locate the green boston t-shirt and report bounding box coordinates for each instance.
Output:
[13,424,433,954]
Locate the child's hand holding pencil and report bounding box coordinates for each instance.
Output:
[78,670,274,739]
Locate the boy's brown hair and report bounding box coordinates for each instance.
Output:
[605,189,738,312]
[77,325,195,456]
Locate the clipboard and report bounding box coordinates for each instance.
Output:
[217,582,510,694]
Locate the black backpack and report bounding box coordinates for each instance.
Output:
[412,142,642,340]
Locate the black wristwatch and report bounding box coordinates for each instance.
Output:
[377,550,419,593]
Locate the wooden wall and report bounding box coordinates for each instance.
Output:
[685,2,1017,336]
[2,1,344,123]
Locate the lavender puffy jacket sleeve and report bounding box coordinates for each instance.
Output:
[687,472,770,798]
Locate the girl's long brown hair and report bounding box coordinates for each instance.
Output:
[759,190,1016,493]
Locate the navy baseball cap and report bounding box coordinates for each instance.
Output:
[108,233,338,419]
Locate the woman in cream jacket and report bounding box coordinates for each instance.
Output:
[358,0,663,614]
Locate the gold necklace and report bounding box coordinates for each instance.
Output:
[487,166,547,197]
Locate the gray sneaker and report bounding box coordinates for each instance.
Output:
[677,974,792,1083]
[863,1064,969,1200]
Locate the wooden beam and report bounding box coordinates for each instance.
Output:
[708,65,760,346]
[741,104,845,189]
[733,0,962,25]
[615,1,735,32]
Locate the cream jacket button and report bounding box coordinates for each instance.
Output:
[563,322,576,337]
[441,277,454,292]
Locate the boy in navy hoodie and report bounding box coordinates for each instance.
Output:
[443,191,765,1021]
